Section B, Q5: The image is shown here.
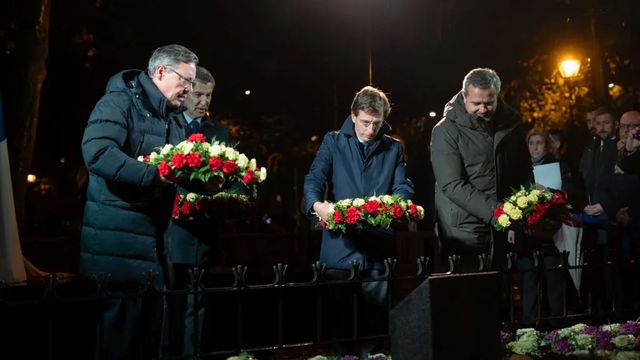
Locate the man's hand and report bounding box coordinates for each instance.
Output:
[584,203,605,216]
[157,171,184,185]
[616,207,630,224]
[625,127,640,152]
[204,176,225,193]
[313,201,332,222]
[507,229,515,244]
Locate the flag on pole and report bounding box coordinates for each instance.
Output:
[0,94,27,283]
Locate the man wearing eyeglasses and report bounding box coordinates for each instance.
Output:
[304,86,414,358]
[80,44,198,360]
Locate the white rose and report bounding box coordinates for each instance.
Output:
[160,144,174,155]
[259,167,267,181]
[209,144,222,157]
[219,144,227,152]
[250,158,257,169]
[201,142,210,150]
[337,199,352,207]
[352,198,365,207]
[381,194,394,205]
[149,152,158,162]
[237,154,249,168]
[224,147,237,160]
[137,155,144,162]
[181,142,195,154]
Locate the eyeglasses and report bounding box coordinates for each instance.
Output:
[620,123,640,130]
[166,66,196,88]
[357,118,384,129]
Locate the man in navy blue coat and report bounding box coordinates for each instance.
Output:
[303,86,414,357]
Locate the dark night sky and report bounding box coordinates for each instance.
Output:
[2,0,640,178]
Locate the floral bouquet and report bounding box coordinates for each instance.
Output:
[506,322,640,358]
[319,194,425,236]
[492,185,570,236]
[138,133,266,219]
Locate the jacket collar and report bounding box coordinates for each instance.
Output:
[443,92,520,133]
[106,69,185,119]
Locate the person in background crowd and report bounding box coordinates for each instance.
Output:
[517,128,574,324]
[578,105,621,320]
[80,44,198,360]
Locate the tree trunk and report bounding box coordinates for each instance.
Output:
[7,0,51,228]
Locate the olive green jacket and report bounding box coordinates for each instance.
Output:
[431,92,532,251]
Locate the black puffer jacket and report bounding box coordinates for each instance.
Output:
[80,69,186,284]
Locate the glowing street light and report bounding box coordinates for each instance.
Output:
[558,59,581,78]
[428,111,437,118]
[27,174,37,183]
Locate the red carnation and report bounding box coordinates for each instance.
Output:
[320,221,328,229]
[242,169,256,185]
[333,209,344,224]
[391,204,404,219]
[143,155,150,163]
[186,152,203,168]
[171,153,187,169]
[172,194,181,218]
[409,203,418,218]
[158,161,171,176]
[180,200,192,216]
[188,133,206,143]
[209,157,223,172]
[364,200,381,215]
[222,160,237,175]
[493,205,504,219]
[346,207,359,225]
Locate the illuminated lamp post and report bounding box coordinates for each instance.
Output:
[558,58,582,130]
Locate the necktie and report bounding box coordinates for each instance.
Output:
[190,120,200,134]
[363,142,370,157]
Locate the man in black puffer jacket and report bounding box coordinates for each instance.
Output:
[80,44,198,360]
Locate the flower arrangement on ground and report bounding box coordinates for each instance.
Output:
[492,184,570,234]
[138,133,266,219]
[505,322,640,359]
[319,195,425,235]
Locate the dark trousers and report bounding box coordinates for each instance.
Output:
[166,263,205,358]
[517,255,565,325]
[96,293,164,360]
[323,268,388,358]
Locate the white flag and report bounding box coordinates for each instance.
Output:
[0,94,27,283]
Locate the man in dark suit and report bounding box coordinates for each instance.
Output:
[165,66,231,357]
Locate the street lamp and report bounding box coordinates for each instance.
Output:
[558,57,582,133]
[558,59,581,79]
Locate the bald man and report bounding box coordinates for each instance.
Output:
[617,111,640,151]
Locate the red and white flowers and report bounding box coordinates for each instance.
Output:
[138,133,267,192]
[320,195,425,235]
[138,133,267,220]
[493,185,570,231]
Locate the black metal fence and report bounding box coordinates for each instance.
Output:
[1,252,639,359]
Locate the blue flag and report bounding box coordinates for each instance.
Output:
[0,94,27,283]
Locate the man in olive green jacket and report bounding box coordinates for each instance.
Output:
[431,68,532,273]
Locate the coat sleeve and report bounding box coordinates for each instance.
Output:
[391,142,415,200]
[303,133,334,215]
[81,93,158,187]
[431,123,499,223]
